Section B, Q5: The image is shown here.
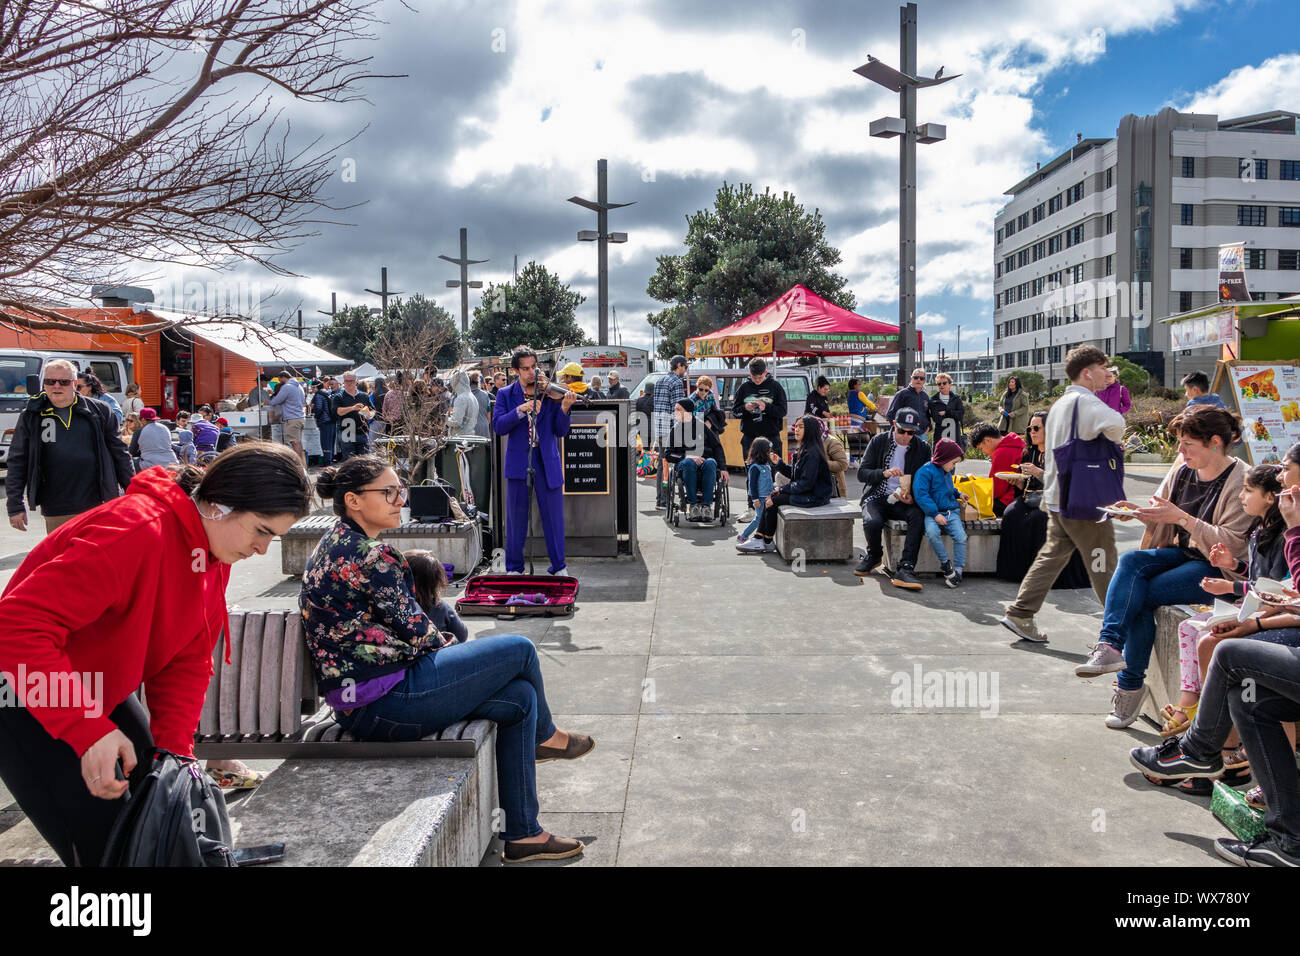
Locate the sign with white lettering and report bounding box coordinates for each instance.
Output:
[561,423,610,495]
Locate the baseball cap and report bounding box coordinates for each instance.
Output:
[139,407,158,421]
[559,362,584,377]
[894,408,923,432]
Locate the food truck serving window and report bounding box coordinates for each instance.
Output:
[0,356,40,396]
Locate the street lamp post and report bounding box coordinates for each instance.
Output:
[569,158,634,345]
[439,227,488,333]
[857,2,959,389]
[364,267,402,318]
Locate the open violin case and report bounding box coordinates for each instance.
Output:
[456,574,579,617]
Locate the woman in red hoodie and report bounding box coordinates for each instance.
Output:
[0,442,312,866]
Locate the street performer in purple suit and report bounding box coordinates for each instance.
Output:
[492,346,577,574]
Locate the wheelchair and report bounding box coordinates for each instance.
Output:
[663,457,730,528]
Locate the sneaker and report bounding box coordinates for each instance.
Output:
[1129,735,1223,780]
[762,539,777,552]
[953,569,964,586]
[999,614,1048,643]
[853,553,882,577]
[891,566,922,590]
[736,538,765,553]
[1075,642,1126,677]
[736,534,749,544]
[1104,685,1144,729]
[942,563,958,589]
[1215,835,1300,868]
[741,508,756,523]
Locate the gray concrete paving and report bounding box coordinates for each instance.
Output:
[0,461,1232,866]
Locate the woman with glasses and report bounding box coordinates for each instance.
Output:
[995,411,1090,587]
[300,455,593,863]
[927,373,965,449]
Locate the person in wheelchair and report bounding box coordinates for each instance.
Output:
[663,398,725,522]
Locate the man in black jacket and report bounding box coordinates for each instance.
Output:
[732,358,787,460]
[6,359,134,534]
[885,368,932,434]
[662,399,725,521]
[855,406,931,590]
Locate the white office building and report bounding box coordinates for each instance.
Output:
[993,108,1300,385]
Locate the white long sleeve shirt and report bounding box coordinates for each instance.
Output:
[1041,385,1127,513]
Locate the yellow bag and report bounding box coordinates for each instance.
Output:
[953,474,996,519]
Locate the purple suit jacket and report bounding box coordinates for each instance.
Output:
[491,381,572,490]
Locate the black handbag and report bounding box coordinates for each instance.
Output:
[100,750,236,867]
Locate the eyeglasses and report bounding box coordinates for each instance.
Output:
[355,483,408,504]
[43,377,73,387]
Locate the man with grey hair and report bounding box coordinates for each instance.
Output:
[885,368,933,434]
[605,370,630,400]
[6,359,133,534]
[469,371,491,438]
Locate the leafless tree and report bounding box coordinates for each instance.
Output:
[369,317,456,485]
[0,0,396,337]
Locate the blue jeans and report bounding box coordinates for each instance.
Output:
[1099,548,1219,691]
[678,457,717,505]
[316,421,336,465]
[741,501,765,539]
[334,635,556,841]
[923,509,967,568]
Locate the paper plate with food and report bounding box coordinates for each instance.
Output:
[1097,502,1143,517]
[994,471,1026,480]
[1253,578,1300,608]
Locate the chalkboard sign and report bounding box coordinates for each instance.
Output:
[562,423,610,495]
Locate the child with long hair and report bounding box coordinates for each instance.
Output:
[404,550,469,645]
[737,437,774,545]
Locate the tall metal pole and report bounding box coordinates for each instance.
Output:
[597,159,610,346]
[898,2,917,389]
[439,228,488,333]
[955,323,961,388]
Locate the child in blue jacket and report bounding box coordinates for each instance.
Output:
[737,437,774,545]
[913,438,968,587]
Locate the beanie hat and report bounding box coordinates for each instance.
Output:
[932,438,964,468]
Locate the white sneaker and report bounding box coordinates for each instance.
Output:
[736,538,765,553]
[762,539,777,552]
[741,508,756,523]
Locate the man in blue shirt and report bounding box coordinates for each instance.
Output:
[652,355,688,508]
[1182,371,1226,409]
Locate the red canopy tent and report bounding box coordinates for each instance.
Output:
[684,285,922,360]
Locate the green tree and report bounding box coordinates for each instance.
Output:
[996,370,1047,399]
[646,182,855,360]
[386,294,462,368]
[316,304,380,365]
[468,261,590,357]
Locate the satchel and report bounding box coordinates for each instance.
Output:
[100,749,236,867]
[1053,398,1125,521]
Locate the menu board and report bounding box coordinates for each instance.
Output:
[561,423,610,495]
[1227,362,1300,465]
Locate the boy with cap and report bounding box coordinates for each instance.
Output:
[855,406,931,589]
[913,438,969,588]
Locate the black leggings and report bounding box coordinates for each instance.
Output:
[757,489,792,538]
[0,693,153,866]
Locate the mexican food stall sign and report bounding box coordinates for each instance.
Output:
[1213,360,1300,465]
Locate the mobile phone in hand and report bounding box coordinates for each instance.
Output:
[234,843,286,866]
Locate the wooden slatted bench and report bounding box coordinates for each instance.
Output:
[882,517,1002,575]
[279,515,483,578]
[774,500,860,563]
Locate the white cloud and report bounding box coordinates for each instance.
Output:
[1178,52,1300,118]
[917,311,948,327]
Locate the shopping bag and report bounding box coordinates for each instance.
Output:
[953,474,995,518]
[1053,399,1125,521]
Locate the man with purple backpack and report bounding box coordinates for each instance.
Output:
[999,345,1126,644]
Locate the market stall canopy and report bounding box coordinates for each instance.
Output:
[684,285,923,359]
[154,310,352,369]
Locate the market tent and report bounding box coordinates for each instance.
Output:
[684,285,923,359]
[152,310,352,369]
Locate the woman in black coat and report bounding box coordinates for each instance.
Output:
[754,415,833,544]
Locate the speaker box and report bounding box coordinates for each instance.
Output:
[408,483,451,522]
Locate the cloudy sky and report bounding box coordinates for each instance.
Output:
[157,0,1300,359]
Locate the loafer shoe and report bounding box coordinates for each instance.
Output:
[503,833,585,863]
[536,732,595,763]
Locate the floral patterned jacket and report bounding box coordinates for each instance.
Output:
[299,516,450,692]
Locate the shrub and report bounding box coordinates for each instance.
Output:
[995,370,1047,399]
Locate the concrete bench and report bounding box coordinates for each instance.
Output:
[882,517,1002,575]
[774,499,860,563]
[280,515,482,578]
[1141,604,1195,728]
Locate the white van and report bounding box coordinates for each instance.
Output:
[0,349,132,466]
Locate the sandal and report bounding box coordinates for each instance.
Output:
[1221,745,1249,771]
[206,767,265,790]
[1245,785,1266,810]
[1159,703,1197,738]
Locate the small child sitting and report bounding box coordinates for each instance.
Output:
[404,549,469,644]
[737,437,774,546]
[913,438,969,587]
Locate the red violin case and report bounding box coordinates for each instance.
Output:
[456,574,579,617]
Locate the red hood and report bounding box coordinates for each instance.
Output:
[997,432,1027,454]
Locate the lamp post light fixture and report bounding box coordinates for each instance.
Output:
[856,1,959,388]
[568,158,634,345]
[438,227,488,333]
[364,267,402,319]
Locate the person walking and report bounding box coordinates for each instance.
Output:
[6,360,134,534]
[1096,366,1132,415]
[998,347,1125,644]
[997,375,1031,436]
[269,374,306,465]
[311,379,337,466]
[122,382,144,417]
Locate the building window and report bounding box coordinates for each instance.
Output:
[1105,212,1113,234]
[1106,167,1113,189]
[1064,224,1085,247]
[1280,249,1300,270]
[1280,207,1300,227]
[1003,255,1015,273]
[1181,156,1195,178]
[1049,194,1063,214]
[1179,291,1192,312]
[1181,204,1194,226]
[1032,203,1045,223]
[1106,254,1113,276]
[1246,248,1266,270]
[1179,247,1192,270]
[1250,291,1267,301]
[1018,249,1029,268]
[1281,160,1300,181]
[1238,205,1266,227]
[1065,182,1084,205]
[1048,234,1063,254]
[996,227,1003,244]
[1071,264,1084,284]
[1005,219,1017,237]
[1255,159,1268,180]
[1018,212,1029,230]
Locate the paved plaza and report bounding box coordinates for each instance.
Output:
[0,463,1237,866]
